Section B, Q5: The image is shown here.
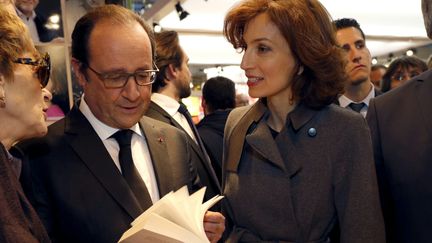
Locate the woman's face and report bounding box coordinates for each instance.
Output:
[3,52,49,140]
[390,66,423,89]
[240,13,297,101]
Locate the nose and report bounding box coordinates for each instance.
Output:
[350,48,361,63]
[42,88,52,102]
[240,49,253,71]
[121,75,141,101]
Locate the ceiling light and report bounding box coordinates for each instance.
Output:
[175,2,189,21]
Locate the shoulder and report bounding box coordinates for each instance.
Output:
[374,70,432,106]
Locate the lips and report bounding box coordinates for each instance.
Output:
[246,76,263,87]
[352,64,366,71]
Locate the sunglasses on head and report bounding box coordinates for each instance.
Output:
[13,52,51,88]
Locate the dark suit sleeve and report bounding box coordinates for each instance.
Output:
[366,99,395,242]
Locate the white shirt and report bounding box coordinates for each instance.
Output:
[151,93,198,144]
[79,96,160,202]
[16,8,40,43]
[338,82,377,118]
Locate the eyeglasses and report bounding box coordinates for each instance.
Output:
[14,52,51,88]
[85,63,159,89]
[391,71,421,81]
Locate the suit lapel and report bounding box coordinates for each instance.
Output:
[64,106,143,219]
[149,102,220,190]
[415,76,432,137]
[139,117,173,197]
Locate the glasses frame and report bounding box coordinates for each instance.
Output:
[14,52,51,88]
[85,63,159,89]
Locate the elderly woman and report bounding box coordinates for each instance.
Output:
[222,0,385,242]
[0,4,52,242]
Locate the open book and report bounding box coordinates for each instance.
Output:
[118,186,224,243]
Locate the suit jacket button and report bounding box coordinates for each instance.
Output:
[308,127,317,137]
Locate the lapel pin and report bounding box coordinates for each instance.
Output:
[158,137,164,143]
[307,127,317,137]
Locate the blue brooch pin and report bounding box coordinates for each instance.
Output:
[307,128,317,137]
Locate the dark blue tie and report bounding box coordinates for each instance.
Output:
[349,102,365,113]
[112,129,152,211]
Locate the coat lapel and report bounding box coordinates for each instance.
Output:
[149,102,220,190]
[64,106,143,219]
[139,117,173,197]
[415,75,432,137]
[226,100,286,172]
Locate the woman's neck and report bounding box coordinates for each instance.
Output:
[266,96,296,132]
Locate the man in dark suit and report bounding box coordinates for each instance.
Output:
[366,0,432,241]
[145,30,221,200]
[15,0,60,42]
[197,76,236,183]
[17,5,224,243]
[333,18,381,117]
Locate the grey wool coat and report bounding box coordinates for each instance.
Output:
[222,99,385,243]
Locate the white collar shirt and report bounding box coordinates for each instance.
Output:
[338,82,376,118]
[16,8,40,43]
[151,93,198,143]
[79,95,160,202]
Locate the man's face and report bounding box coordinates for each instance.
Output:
[370,67,386,89]
[174,49,192,99]
[74,20,153,129]
[15,0,39,16]
[336,27,372,86]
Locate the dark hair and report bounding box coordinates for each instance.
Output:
[224,0,346,109]
[202,76,236,113]
[333,18,366,40]
[71,5,155,67]
[381,56,427,92]
[153,30,184,92]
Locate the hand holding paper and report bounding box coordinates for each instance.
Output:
[118,186,224,243]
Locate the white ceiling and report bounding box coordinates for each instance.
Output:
[149,0,432,65]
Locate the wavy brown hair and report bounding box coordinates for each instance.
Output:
[0,7,36,81]
[224,0,346,109]
[152,30,184,92]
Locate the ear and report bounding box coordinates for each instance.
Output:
[166,63,179,81]
[0,75,6,108]
[71,58,88,88]
[0,74,5,86]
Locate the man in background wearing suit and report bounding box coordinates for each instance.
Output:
[366,0,432,241]
[333,18,381,117]
[15,0,59,42]
[145,30,221,200]
[17,5,224,243]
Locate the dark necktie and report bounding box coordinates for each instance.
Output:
[349,102,365,113]
[112,129,152,211]
[178,103,207,153]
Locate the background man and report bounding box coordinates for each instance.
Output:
[366,0,432,241]
[145,30,221,200]
[370,64,387,90]
[15,0,59,42]
[197,76,236,183]
[333,18,381,117]
[18,5,224,243]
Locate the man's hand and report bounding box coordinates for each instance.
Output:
[204,211,225,243]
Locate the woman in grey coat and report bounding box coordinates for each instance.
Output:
[221,0,385,242]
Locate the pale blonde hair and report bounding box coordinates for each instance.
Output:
[0,7,36,81]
